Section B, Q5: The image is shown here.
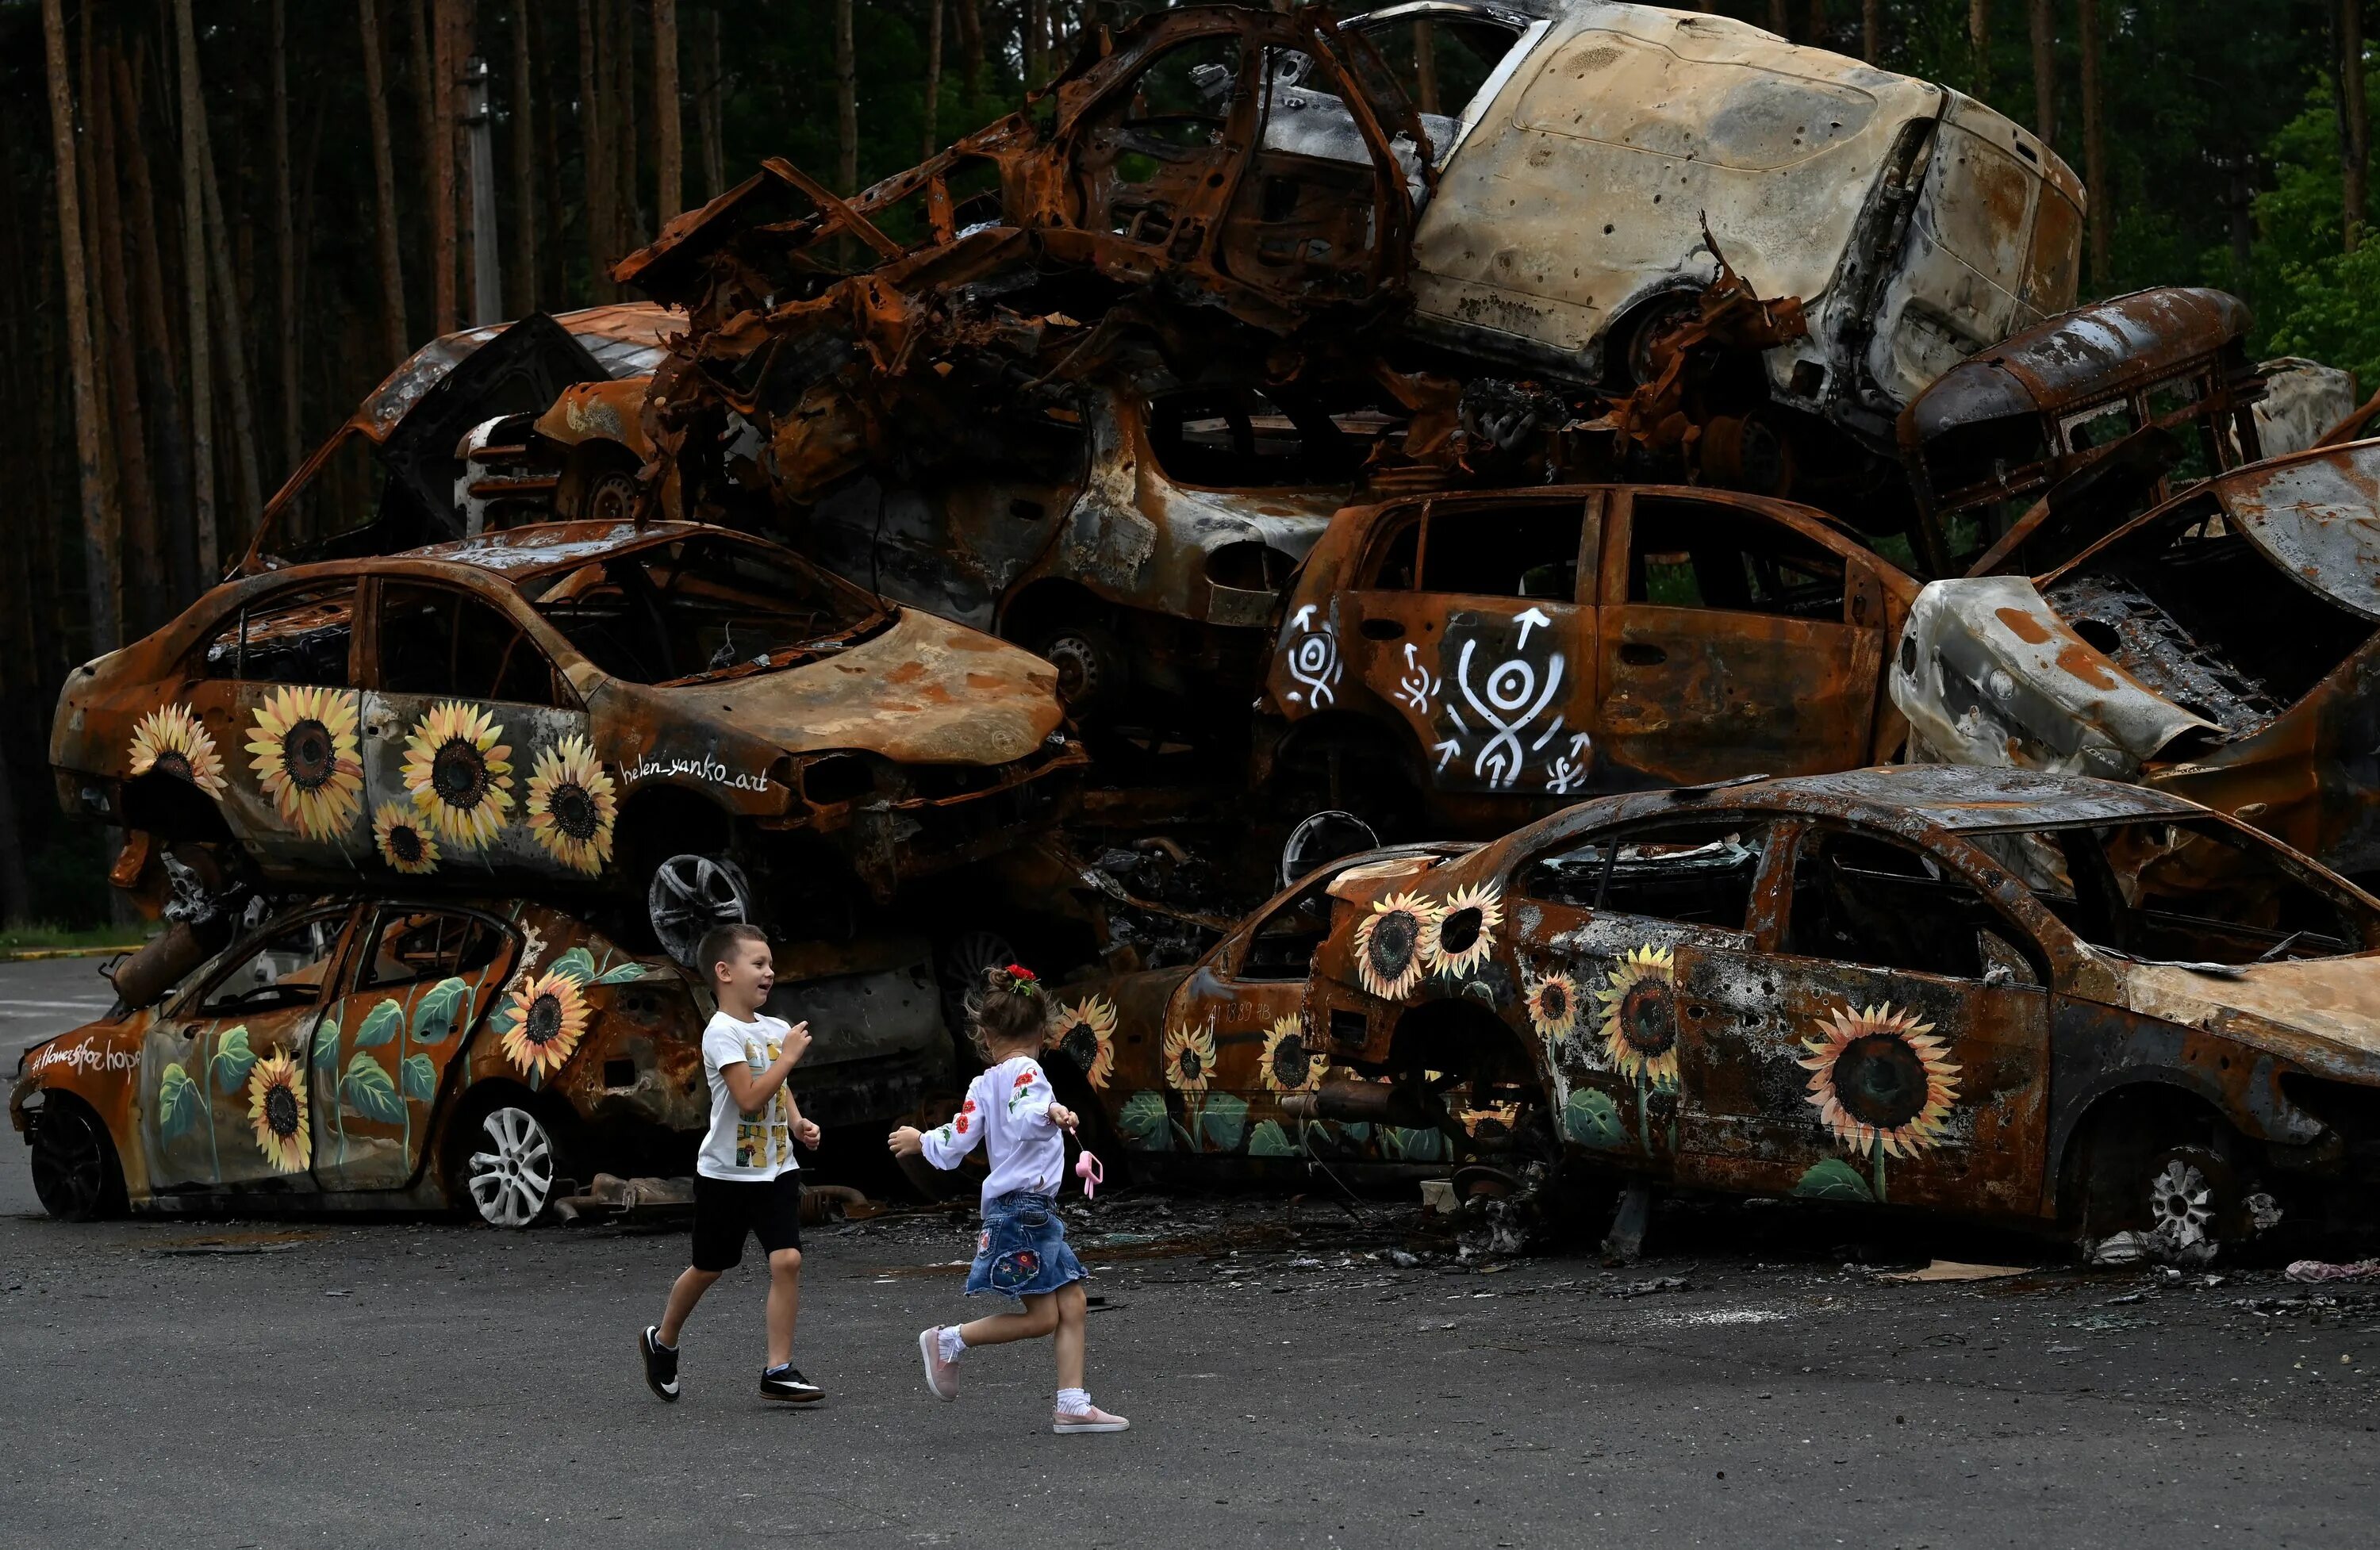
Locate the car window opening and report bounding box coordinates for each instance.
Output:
[199,585,358,689]
[195,916,346,1018]
[357,911,508,992]
[1239,876,1338,980]
[378,581,565,707]
[1367,501,1583,600]
[1628,499,1848,622]
[1522,823,1768,930]
[1783,829,2024,981]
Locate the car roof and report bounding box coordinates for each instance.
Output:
[1729,765,2205,831]
[400,520,712,577]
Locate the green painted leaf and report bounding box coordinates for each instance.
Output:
[1246,1119,1298,1157]
[550,947,598,986]
[411,977,469,1045]
[341,1054,405,1124]
[158,1063,200,1139]
[1791,1157,1876,1203]
[209,1026,256,1090]
[1335,1121,1372,1145]
[354,1000,403,1049]
[1561,1088,1628,1149]
[1385,1125,1447,1162]
[1199,1092,1249,1153]
[400,1052,438,1103]
[312,1019,340,1074]
[1115,1090,1170,1152]
[594,961,653,984]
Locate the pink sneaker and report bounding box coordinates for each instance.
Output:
[1052,1403,1130,1434]
[917,1328,959,1401]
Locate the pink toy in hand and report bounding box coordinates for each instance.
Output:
[1073,1148,1104,1199]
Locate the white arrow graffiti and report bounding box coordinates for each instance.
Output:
[1545,732,1593,794]
[1431,737,1463,773]
[1454,639,1564,789]
[1514,605,1553,651]
[1395,642,1441,715]
[1284,608,1342,708]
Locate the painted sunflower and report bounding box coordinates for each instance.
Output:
[244,685,364,841]
[371,800,442,875]
[524,733,618,874]
[401,700,515,848]
[1422,881,1503,979]
[1457,1099,1523,1139]
[498,969,593,1080]
[127,703,228,797]
[1524,971,1580,1042]
[1799,1003,1960,1158]
[1594,945,1679,1088]
[1046,996,1118,1089]
[1353,891,1440,1001]
[1257,1015,1322,1094]
[244,1049,311,1173]
[1161,1019,1217,1093]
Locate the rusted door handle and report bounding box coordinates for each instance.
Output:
[1361,618,1405,640]
[1619,643,1667,666]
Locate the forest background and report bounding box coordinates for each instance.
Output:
[0,0,2369,930]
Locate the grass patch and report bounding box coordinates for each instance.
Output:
[0,923,153,954]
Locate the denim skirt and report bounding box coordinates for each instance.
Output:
[964,1190,1086,1297]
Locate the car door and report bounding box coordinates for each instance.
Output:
[1151,876,1337,1157]
[359,576,599,886]
[177,581,372,876]
[1508,818,1774,1174]
[1313,493,1602,797]
[1668,822,2052,1214]
[309,907,518,1191]
[1595,493,1890,785]
[143,907,357,1196]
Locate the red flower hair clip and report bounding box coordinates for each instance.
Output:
[1000,963,1042,996]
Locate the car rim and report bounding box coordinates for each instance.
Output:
[32,1107,103,1219]
[647,854,753,965]
[467,1107,556,1228]
[1280,809,1379,888]
[2146,1157,2215,1250]
[585,470,640,522]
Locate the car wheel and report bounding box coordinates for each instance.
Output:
[647,853,756,967]
[1039,622,1128,714]
[939,929,1019,1035]
[29,1097,126,1222]
[2089,1138,2276,1265]
[1279,808,1380,888]
[466,1105,563,1229]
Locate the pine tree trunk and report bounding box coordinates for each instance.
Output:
[360,0,411,363]
[837,0,858,194]
[1971,0,1991,92]
[114,48,197,606]
[272,0,301,477]
[541,29,568,299]
[69,6,125,650]
[959,0,984,100]
[1864,0,1882,59]
[2079,0,2109,282]
[199,114,265,543]
[174,0,217,588]
[2029,0,2056,147]
[1806,0,1827,48]
[425,0,460,335]
[1414,20,1438,114]
[1768,0,1791,40]
[1024,0,1044,88]
[88,23,161,636]
[693,4,724,201]
[2347,0,2370,252]
[512,1,539,313]
[923,0,943,159]
[654,0,681,224]
[614,0,639,251]
[580,0,612,300]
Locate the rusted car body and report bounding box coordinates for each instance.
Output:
[243,305,679,571]
[1896,287,2267,577]
[1256,483,1918,834]
[1891,439,2380,885]
[52,520,1082,951]
[10,897,955,1226]
[1049,766,2380,1256]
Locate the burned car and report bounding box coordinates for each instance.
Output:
[1892,439,2380,886]
[53,520,1082,955]
[1257,483,1917,835]
[1050,765,2380,1260]
[12,897,955,1227]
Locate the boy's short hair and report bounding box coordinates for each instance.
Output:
[697,922,770,984]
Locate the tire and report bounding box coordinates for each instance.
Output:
[559,447,644,523]
[939,930,1018,1040]
[1038,622,1129,714]
[2082,1132,2277,1265]
[646,853,757,968]
[461,1103,566,1229]
[29,1096,126,1222]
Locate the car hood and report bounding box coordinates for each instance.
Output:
[2117,954,2380,1084]
[665,608,1065,766]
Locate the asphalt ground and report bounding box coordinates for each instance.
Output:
[4,961,2378,1548]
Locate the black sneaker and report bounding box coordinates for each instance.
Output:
[640,1326,680,1402]
[761,1365,823,1403]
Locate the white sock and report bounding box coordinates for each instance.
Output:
[1056,1387,1091,1414]
[938,1326,968,1363]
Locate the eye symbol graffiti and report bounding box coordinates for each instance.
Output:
[1454,639,1564,788]
[1283,604,1342,708]
[1395,642,1440,715]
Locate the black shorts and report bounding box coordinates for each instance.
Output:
[690,1172,803,1272]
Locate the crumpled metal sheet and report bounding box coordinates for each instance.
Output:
[2220,440,2380,622]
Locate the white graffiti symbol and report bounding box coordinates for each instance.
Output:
[1395,642,1440,715]
[1545,733,1594,793]
[30,1042,136,1076]
[1283,604,1342,708]
[620,754,774,793]
[1454,639,1564,789]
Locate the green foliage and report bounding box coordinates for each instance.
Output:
[208,1027,256,1092]
[2243,72,2380,390]
[1199,1092,1249,1153]
[1562,1088,1628,1150]
[158,1063,201,1141]
[1116,1090,1170,1152]
[341,1053,405,1125]
[354,1000,403,1050]
[401,1053,439,1104]
[1791,1157,1877,1203]
[548,947,598,987]
[1246,1119,1298,1157]
[411,977,469,1044]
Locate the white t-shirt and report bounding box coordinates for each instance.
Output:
[697,1011,800,1182]
[919,1055,1065,1207]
